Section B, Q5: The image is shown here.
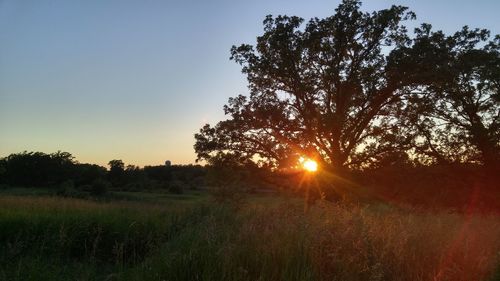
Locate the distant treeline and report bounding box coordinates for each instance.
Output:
[0,150,498,210]
[0,151,205,195]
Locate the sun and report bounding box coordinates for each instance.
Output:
[302,158,318,172]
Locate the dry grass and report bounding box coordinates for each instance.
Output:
[252,199,500,281]
[1,194,499,281]
[0,194,193,213]
[145,196,500,281]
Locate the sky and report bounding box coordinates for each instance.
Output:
[1,0,499,167]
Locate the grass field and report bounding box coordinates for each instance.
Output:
[0,190,499,281]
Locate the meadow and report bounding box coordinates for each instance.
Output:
[0,189,499,281]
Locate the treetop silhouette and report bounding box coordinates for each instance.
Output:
[194,0,499,174]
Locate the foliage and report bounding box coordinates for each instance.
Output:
[170,164,206,190]
[204,154,261,204]
[195,0,424,172]
[168,180,186,194]
[0,151,76,187]
[194,0,499,175]
[394,25,500,168]
[108,159,125,186]
[74,163,107,186]
[89,178,111,196]
[143,165,172,182]
[56,180,78,197]
[357,163,499,211]
[0,152,209,194]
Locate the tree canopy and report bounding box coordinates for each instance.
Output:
[396,25,500,169]
[194,0,499,174]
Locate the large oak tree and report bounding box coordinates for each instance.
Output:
[395,25,500,170]
[195,0,500,176]
[195,0,422,173]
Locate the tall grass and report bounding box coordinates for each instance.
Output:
[0,195,210,280]
[123,197,500,281]
[123,201,316,281]
[1,194,499,280]
[307,201,500,281]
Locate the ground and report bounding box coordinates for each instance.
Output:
[0,188,499,281]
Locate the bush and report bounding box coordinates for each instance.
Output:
[123,182,146,192]
[168,180,186,194]
[56,180,77,197]
[189,176,205,190]
[205,165,247,206]
[90,179,110,196]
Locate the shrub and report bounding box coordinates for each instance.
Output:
[168,180,186,194]
[56,180,77,197]
[123,182,146,192]
[90,179,110,196]
[205,166,247,207]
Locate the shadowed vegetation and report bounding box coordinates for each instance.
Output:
[0,1,499,280]
[1,194,499,281]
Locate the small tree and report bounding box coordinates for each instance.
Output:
[108,159,125,187]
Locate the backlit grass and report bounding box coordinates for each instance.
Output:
[0,193,499,280]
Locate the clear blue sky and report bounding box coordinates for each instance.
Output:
[1,0,499,167]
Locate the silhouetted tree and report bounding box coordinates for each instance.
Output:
[124,165,147,186]
[143,165,172,182]
[204,153,251,203]
[74,163,107,186]
[195,0,426,175]
[108,159,125,170]
[108,159,125,186]
[170,164,206,189]
[90,178,110,196]
[1,151,76,187]
[395,25,500,170]
[0,158,7,185]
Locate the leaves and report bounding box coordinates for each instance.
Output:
[195,0,499,172]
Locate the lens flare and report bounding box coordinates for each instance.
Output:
[303,159,318,172]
